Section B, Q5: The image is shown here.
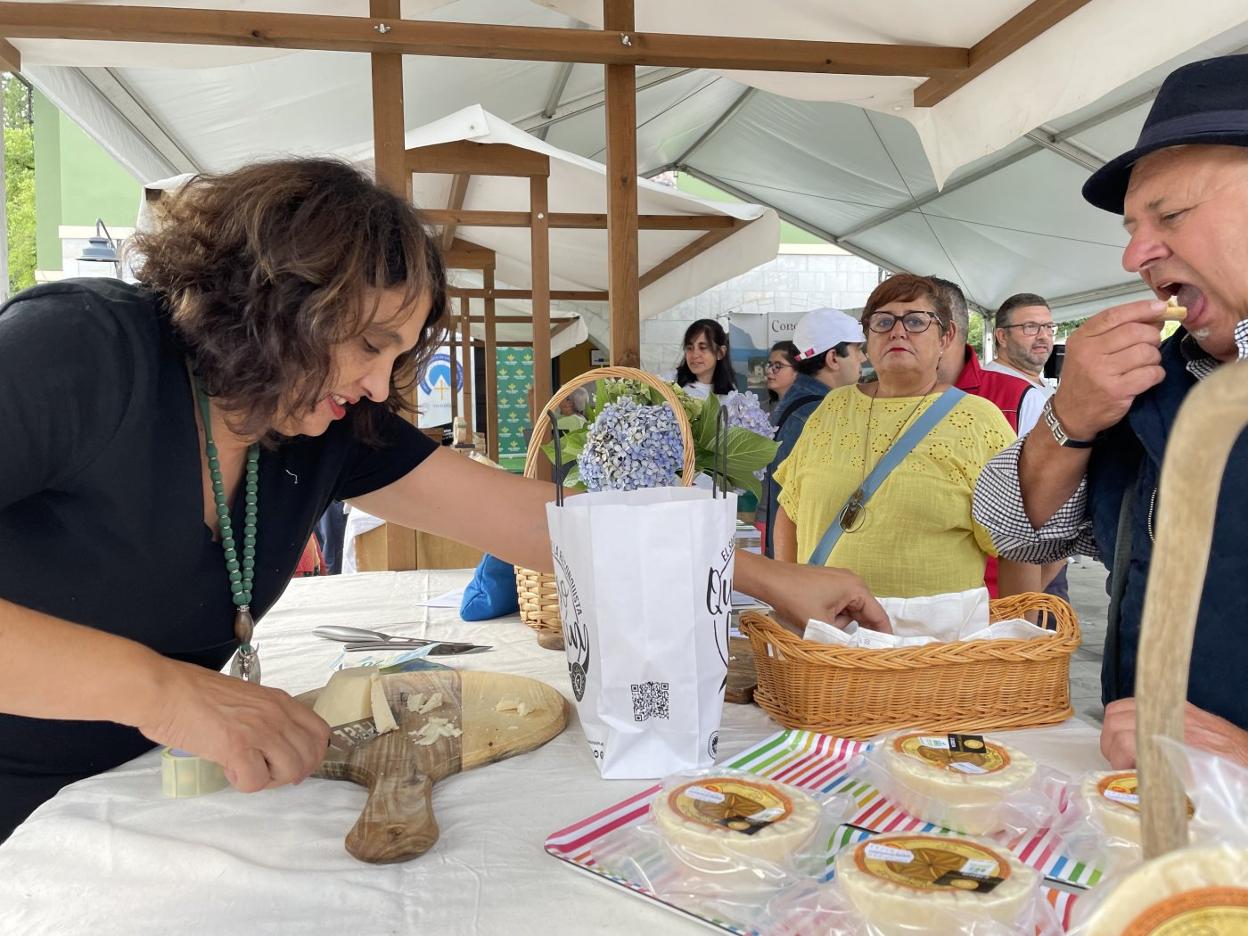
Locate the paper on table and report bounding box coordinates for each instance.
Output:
[416,588,466,609]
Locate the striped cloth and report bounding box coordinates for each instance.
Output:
[545,729,1098,934]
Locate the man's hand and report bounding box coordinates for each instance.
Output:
[735,551,890,634]
[1100,698,1248,769]
[137,658,331,793]
[1051,299,1169,441]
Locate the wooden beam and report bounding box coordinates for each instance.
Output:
[368,0,405,194]
[440,174,471,251]
[446,287,608,302]
[0,5,970,77]
[407,141,550,178]
[483,268,499,462]
[422,209,739,230]
[442,237,496,271]
[638,224,740,290]
[913,0,1092,107]
[605,0,639,369]
[0,37,20,72]
[530,174,552,483]
[459,297,474,439]
[442,314,580,324]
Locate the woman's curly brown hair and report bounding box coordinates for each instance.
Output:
[130,157,447,443]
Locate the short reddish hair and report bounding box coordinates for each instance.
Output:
[862,273,953,332]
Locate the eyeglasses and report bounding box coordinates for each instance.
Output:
[763,362,793,373]
[865,311,942,335]
[999,322,1057,337]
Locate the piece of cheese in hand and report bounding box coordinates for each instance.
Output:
[837,833,1038,934]
[652,776,821,866]
[880,733,1036,835]
[1081,846,1248,936]
[1165,295,1187,321]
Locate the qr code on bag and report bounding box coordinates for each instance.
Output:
[630,681,670,722]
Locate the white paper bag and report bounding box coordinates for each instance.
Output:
[547,487,738,779]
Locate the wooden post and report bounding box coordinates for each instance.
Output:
[604,0,640,368]
[459,296,474,439]
[369,0,416,571]
[447,314,458,421]
[483,268,500,461]
[530,174,552,482]
[369,0,406,194]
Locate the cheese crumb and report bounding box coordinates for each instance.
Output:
[405,692,427,713]
[418,692,443,715]
[414,716,462,746]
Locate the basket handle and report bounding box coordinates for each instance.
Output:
[522,365,697,485]
[1134,360,1248,859]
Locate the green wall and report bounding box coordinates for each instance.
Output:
[33,88,141,273]
[675,172,825,245]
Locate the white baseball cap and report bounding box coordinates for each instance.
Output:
[791,308,866,361]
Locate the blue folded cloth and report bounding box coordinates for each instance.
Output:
[459,553,520,621]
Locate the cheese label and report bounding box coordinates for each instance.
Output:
[1099,773,1141,811]
[854,836,1009,895]
[1121,885,1248,936]
[669,777,793,837]
[897,733,1009,775]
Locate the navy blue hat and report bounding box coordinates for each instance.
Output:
[1082,54,1248,215]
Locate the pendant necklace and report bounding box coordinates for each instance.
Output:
[839,378,939,532]
[193,374,262,683]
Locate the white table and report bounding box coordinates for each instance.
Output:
[1,571,1108,935]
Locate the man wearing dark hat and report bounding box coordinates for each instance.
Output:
[973,54,1248,768]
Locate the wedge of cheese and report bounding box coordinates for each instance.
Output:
[652,775,821,866]
[313,667,397,735]
[836,833,1038,934]
[1081,846,1248,935]
[879,733,1036,835]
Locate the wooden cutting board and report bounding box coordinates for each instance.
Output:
[298,669,567,863]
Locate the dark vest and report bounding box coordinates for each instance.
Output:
[1087,330,1248,728]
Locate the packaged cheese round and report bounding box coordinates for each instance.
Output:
[835,833,1041,934]
[1080,770,1194,848]
[1079,845,1248,935]
[651,772,823,869]
[872,732,1040,835]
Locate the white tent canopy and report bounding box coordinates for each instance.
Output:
[14,0,1248,321]
[391,104,779,322]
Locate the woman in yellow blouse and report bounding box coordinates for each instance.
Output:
[773,274,1030,598]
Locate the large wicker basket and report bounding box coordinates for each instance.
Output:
[515,366,697,649]
[739,592,1080,739]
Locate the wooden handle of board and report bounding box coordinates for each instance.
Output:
[344,763,438,864]
[1135,359,1248,858]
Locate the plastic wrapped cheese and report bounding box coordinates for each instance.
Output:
[836,833,1040,934]
[1080,770,1194,848]
[1080,845,1248,935]
[875,732,1037,835]
[652,774,822,866]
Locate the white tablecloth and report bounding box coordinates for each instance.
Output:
[1,571,1108,935]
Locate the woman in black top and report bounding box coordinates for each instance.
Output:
[0,158,885,841]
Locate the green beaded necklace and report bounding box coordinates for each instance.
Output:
[193,375,262,683]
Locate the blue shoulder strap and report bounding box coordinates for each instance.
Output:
[807,388,967,566]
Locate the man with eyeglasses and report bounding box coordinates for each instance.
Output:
[985,293,1058,432]
[973,55,1248,768]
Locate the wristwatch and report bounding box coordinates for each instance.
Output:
[1042,397,1093,449]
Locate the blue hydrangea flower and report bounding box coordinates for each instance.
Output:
[577,397,684,492]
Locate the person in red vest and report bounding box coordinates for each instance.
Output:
[931,277,1042,597]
